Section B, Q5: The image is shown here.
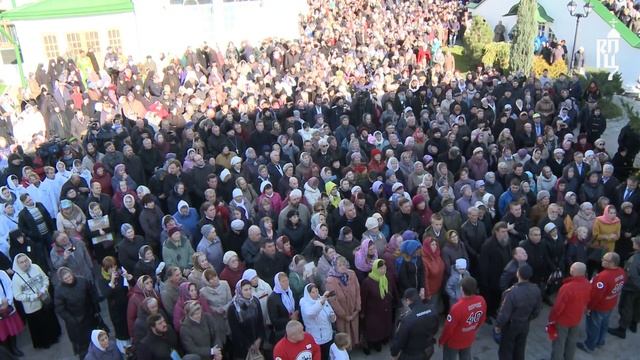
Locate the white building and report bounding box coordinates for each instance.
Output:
[470,0,640,90]
[0,0,307,85]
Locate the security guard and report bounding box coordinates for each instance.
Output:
[609,237,640,338]
[494,264,542,360]
[390,288,439,360]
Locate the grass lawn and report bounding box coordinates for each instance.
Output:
[448,45,475,73]
[0,83,6,95]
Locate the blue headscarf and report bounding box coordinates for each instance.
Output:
[396,239,421,272]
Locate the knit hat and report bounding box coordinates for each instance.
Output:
[455,258,468,270]
[621,201,633,210]
[365,217,378,230]
[120,223,133,236]
[168,227,180,237]
[475,180,485,188]
[220,168,231,181]
[289,189,302,199]
[392,182,404,192]
[232,188,243,199]
[230,156,242,166]
[544,223,556,233]
[536,190,550,201]
[223,251,238,265]
[260,181,272,193]
[201,224,215,237]
[473,147,484,155]
[231,219,245,231]
[402,230,416,241]
[60,199,73,209]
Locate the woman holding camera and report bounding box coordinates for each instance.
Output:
[300,283,336,360]
[96,256,132,352]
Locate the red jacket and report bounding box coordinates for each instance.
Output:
[588,267,626,312]
[273,332,321,360]
[439,295,487,349]
[548,276,591,327]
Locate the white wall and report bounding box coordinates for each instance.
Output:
[132,0,307,59]
[472,0,640,89]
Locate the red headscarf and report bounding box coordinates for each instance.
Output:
[421,237,445,297]
[596,205,620,225]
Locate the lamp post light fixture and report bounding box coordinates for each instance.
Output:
[567,0,593,70]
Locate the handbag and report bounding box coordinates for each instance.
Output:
[14,271,51,306]
[245,348,264,360]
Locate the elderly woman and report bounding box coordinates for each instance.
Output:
[87,201,116,262]
[219,251,245,296]
[288,255,312,301]
[300,283,336,360]
[126,275,160,336]
[325,255,361,348]
[55,199,86,240]
[228,279,266,360]
[85,329,121,360]
[199,269,232,347]
[592,205,621,253]
[180,301,222,358]
[573,202,596,240]
[188,251,213,289]
[54,267,100,358]
[172,281,212,332]
[353,238,378,282]
[11,253,60,349]
[360,259,396,353]
[267,272,299,343]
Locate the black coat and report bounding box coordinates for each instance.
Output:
[54,277,99,348]
[117,235,149,273]
[519,239,552,284]
[267,292,296,343]
[137,327,180,360]
[228,298,265,359]
[96,274,130,339]
[479,236,512,292]
[390,301,438,358]
[254,252,289,288]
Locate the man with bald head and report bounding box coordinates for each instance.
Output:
[548,262,590,360]
[241,225,263,268]
[273,320,321,360]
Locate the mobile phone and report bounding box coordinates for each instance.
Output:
[69,246,76,252]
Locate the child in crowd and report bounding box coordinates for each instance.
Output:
[330,332,351,360]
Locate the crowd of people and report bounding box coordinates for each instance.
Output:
[0,0,639,359]
[604,0,640,35]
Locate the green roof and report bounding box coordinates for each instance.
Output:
[585,0,640,48]
[0,0,133,21]
[503,2,554,23]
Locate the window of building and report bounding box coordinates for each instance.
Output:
[43,34,59,59]
[108,29,122,51]
[85,31,100,52]
[66,32,82,58]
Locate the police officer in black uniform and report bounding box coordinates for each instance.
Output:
[390,288,439,360]
[494,264,542,360]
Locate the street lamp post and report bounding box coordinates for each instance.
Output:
[567,0,593,71]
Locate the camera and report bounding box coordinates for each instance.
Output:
[68,246,76,252]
